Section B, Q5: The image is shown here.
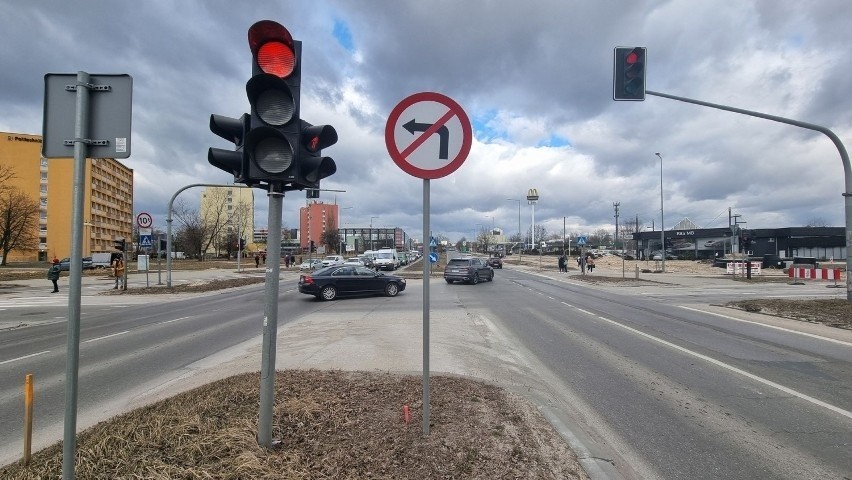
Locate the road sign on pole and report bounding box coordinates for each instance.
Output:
[43,73,133,158]
[385,91,472,179]
[385,92,471,436]
[136,212,153,229]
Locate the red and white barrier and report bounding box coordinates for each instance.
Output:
[788,268,844,281]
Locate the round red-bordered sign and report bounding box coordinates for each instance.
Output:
[385,92,472,179]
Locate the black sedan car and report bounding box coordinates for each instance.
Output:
[486,256,503,269]
[298,265,406,301]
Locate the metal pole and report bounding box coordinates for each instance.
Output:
[422,179,431,436]
[656,152,665,273]
[166,183,253,288]
[62,70,91,480]
[258,186,283,447]
[648,89,851,300]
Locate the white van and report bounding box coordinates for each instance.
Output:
[373,248,400,271]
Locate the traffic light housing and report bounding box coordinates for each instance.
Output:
[114,238,125,251]
[242,20,302,187]
[297,121,337,189]
[664,237,672,249]
[741,232,753,249]
[310,240,316,252]
[239,238,246,250]
[208,113,249,183]
[613,47,646,101]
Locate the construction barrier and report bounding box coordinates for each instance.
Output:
[788,267,844,281]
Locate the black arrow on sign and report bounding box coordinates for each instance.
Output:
[403,119,449,159]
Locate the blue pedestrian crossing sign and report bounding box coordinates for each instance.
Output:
[430,237,438,248]
[140,234,153,248]
[576,236,587,245]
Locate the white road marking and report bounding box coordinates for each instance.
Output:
[591,312,852,420]
[156,316,192,326]
[678,305,852,347]
[82,331,129,344]
[0,350,50,365]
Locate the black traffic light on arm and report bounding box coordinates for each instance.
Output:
[114,239,125,251]
[613,47,646,101]
[243,20,302,187]
[310,240,316,252]
[208,113,249,183]
[297,121,337,189]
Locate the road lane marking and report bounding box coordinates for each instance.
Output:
[82,331,129,344]
[593,313,852,420]
[156,316,192,326]
[575,308,594,316]
[678,306,852,347]
[0,351,50,365]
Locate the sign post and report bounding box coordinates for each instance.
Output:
[386,91,471,435]
[43,71,132,480]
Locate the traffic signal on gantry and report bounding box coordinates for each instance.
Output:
[613,47,646,101]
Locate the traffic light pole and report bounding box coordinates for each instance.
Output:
[646,90,852,302]
[258,186,283,447]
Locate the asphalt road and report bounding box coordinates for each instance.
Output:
[1,264,850,479]
[447,267,851,479]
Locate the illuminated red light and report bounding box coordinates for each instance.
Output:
[626,52,639,64]
[257,42,295,77]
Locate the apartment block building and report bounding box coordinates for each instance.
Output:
[0,131,133,262]
[299,201,339,252]
[200,186,255,256]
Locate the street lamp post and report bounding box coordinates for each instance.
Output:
[370,216,379,251]
[656,152,665,273]
[507,198,522,263]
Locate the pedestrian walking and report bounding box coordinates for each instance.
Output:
[558,255,566,273]
[261,253,266,265]
[48,258,61,293]
[587,256,596,273]
[254,253,260,268]
[112,255,125,289]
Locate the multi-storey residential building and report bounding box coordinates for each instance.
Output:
[199,186,255,256]
[299,201,339,252]
[0,131,133,262]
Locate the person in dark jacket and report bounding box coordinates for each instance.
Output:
[48,258,61,293]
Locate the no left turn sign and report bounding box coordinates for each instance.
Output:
[385,92,472,179]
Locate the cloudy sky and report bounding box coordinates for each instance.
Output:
[2,0,850,243]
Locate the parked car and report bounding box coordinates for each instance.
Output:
[298,265,406,301]
[90,252,114,269]
[299,259,323,271]
[444,257,494,284]
[58,257,94,271]
[321,255,345,267]
[486,257,503,269]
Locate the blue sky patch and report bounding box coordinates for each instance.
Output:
[333,19,355,52]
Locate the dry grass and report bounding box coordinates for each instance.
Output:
[1,370,587,480]
[725,298,852,330]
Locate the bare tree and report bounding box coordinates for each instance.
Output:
[173,199,210,260]
[803,217,829,227]
[0,187,39,265]
[321,218,340,254]
[0,164,16,190]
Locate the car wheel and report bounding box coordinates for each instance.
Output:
[471,273,480,285]
[445,279,453,284]
[488,271,494,281]
[385,283,399,297]
[320,285,337,301]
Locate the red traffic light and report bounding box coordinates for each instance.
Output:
[248,20,296,78]
[625,51,639,64]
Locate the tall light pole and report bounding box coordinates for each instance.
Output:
[369,216,379,251]
[527,188,539,251]
[656,153,666,273]
[507,198,521,263]
[474,223,483,253]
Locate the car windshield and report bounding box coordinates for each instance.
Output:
[377,252,394,259]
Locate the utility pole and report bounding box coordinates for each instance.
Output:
[613,201,620,249]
